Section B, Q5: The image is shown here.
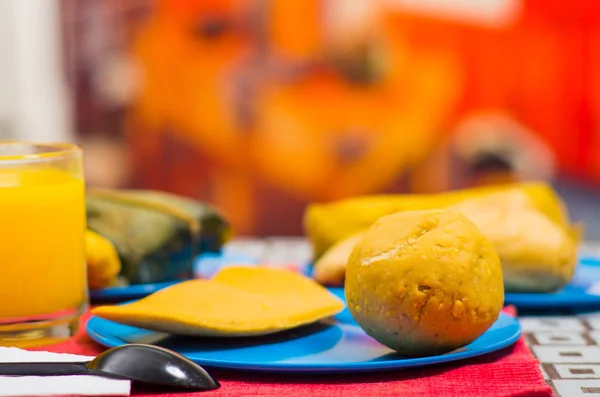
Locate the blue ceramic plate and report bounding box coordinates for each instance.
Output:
[89,252,259,301]
[86,288,520,373]
[504,257,600,308]
[89,281,181,301]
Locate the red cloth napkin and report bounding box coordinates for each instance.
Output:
[29,306,551,397]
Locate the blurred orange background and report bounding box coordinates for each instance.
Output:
[60,0,600,236]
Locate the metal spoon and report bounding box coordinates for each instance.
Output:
[0,344,220,391]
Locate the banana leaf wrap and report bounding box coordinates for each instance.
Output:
[86,189,230,285]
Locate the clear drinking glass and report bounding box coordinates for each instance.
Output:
[0,142,88,347]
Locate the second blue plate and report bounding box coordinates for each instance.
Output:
[504,257,600,308]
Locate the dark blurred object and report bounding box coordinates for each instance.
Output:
[451,111,556,189]
[470,152,513,174]
[61,0,151,136]
[410,111,556,193]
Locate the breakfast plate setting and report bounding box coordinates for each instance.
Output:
[18,182,588,397]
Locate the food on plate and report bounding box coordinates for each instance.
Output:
[85,229,121,289]
[312,189,580,292]
[306,182,581,292]
[92,267,344,336]
[448,190,580,292]
[304,182,570,258]
[313,232,363,286]
[86,189,230,285]
[345,210,504,357]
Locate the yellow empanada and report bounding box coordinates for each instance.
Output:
[92,267,344,337]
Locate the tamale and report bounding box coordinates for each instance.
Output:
[86,189,230,285]
[304,182,570,258]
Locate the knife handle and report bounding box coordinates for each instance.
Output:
[0,362,92,376]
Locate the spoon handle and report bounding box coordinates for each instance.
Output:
[0,362,93,376]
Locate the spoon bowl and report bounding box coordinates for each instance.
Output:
[89,344,220,390]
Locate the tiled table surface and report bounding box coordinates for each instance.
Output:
[524,315,600,396]
[225,237,600,397]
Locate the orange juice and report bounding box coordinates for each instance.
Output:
[0,168,86,320]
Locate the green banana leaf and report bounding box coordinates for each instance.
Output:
[87,189,230,285]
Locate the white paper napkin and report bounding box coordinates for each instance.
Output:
[0,347,130,397]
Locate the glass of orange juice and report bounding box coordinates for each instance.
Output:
[0,142,87,347]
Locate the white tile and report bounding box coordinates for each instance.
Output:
[554,379,600,396]
[520,317,585,332]
[587,331,600,345]
[584,282,600,296]
[540,363,550,379]
[587,318,600,331]
[532,346,600,363]
[224,241,266,259]
[555,364,600,379]
[534,332,587,345]
[263,239,313,265]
